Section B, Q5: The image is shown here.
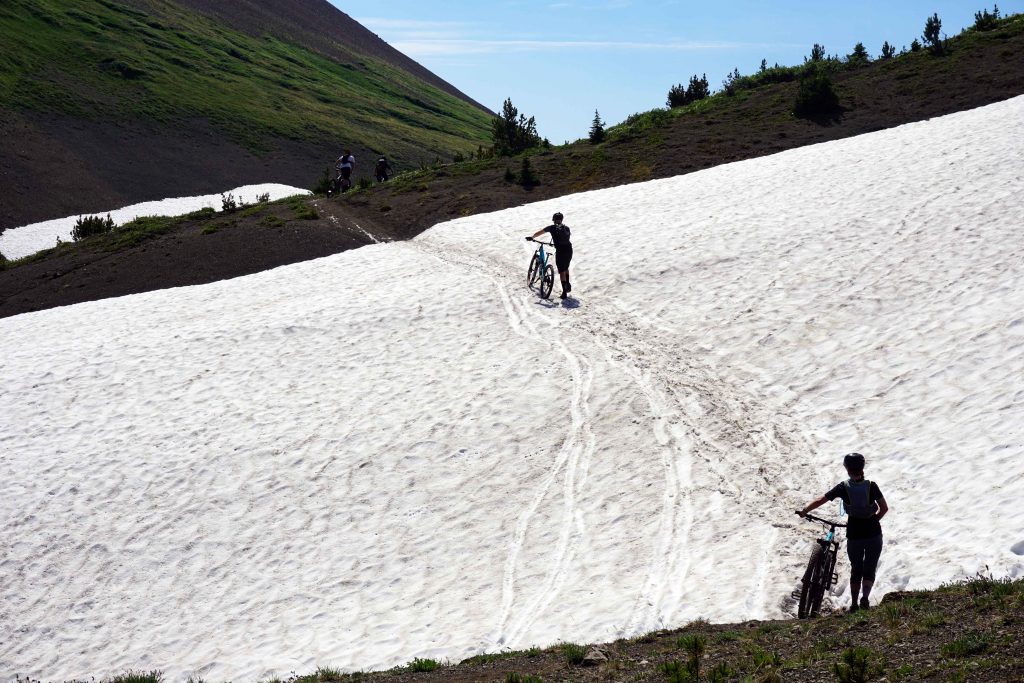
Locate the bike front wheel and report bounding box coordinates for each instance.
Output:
[527,253,540,287]
[540,264,555,299]
[798,543,826,618]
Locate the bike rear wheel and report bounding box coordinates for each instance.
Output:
[798,543,826,618]
[528,253,541,287]
[540,264,555,299]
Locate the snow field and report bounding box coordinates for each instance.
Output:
[2,95,1024,681]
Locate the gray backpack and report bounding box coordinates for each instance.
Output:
[843,479,874,518]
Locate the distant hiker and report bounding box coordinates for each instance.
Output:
[798,453,889,611]
[374,155,393,183]
[336,149,356,191]
[527,212,573,299]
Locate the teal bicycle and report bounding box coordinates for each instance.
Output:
[526,238,556,299]
[795,512,847,618]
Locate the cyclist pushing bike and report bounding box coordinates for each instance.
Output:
[335,149,356,192]
[798,452,889,612]
[526,212,573,299]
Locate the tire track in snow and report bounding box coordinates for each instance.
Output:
[411,236,815,632]
[407,241,596,646]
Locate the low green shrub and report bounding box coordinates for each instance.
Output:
[505,673,543,683]
[832,647,881,683]
[312,167,332,194]
[794,68,840,119]
[105,672,163,683]
[291,203,319,220]
[408,657,440,672]
[560,642,587,665]
[940,631,989,659]
[186,207,216,220]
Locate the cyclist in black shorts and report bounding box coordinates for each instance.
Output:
[528,212,573,299]
[798,452,889,611]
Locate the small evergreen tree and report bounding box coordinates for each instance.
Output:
[668,75,710,108]
[808,43,826,62]
[687,73,710,102]
[588,110,605,144]
[974,5,1001,31]
[923,13,944,54]
[760,58,768,72]
[667,83,687,108]
[881,41,896,59]
[518,156,537,186]
[721,67,742,95]
[491,98,541,156]
[848,42,870,65]
[72,214,116,241]
[910,39,922,52]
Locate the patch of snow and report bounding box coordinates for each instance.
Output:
[0,183,310,260]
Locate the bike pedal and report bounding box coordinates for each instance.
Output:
[832,573,839,583]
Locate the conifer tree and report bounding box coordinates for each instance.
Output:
[589,110,606,144]
[491,98,541,156]
[923,13,944,54]
[881,41,896,59]
[848,42,869,65]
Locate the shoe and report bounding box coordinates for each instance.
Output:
[849,603,859,613]
[860,597,870,610]
[566,281,572,293]
[560,291,568,300]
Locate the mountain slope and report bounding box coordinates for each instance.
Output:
[0,0,493,230]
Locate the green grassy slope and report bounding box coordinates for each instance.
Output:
[0,0,492,159]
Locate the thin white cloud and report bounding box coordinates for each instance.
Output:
[392,39,785,57]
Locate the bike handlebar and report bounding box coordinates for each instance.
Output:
[797,512,847,528]
[526,238,555,247]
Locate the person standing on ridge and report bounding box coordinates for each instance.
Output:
[374,155,393,183]
[798,452,889,611]
[527,212,573,299]
[336,149,356,191]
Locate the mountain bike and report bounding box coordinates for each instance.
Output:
[328,167,352,195]
[526,238,556,299]
[794,512,847,618]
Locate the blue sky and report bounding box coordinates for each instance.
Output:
[331,1,1019,144]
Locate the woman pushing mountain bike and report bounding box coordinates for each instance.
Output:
[526,212,573,299]
[798,452,889,613]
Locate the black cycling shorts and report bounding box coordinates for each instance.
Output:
[340,167,352,180]
[555,245,573,272]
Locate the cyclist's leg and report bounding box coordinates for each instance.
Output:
[846,538,868,609]
[555,247,573,295]
[859,535,883,606]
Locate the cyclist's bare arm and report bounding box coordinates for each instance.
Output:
[798,495,830,516]
[530,229,547,239]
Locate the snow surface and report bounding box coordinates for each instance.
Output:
[0,183,310,260]
[2,96,1024,682]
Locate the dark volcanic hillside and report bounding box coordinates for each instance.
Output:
[0,0,493,231]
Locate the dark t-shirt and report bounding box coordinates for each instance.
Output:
[544,224,572,249]
[826,480,884,540]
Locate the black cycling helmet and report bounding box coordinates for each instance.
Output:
[843,452,866,472]
[552,212,563,223]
